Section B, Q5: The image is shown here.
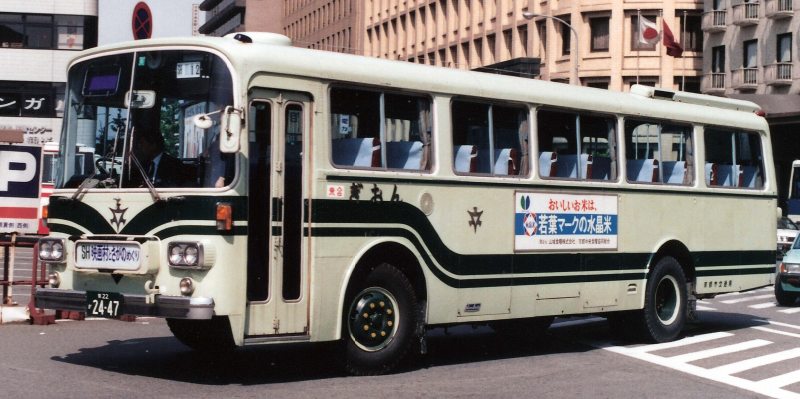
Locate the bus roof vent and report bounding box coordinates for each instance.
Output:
[629,84,761,113]
[225,32,292,46]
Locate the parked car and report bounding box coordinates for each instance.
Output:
[777,217,799,259]
[776,234,800,306]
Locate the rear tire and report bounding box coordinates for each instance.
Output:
[344,263,418,375]
[167,316,235,352]
[632,256,687,343]
[775,280,799,306]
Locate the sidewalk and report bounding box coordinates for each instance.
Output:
[0,304,29,324]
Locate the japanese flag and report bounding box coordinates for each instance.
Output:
[638,15,660,46]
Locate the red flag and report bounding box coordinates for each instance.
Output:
[662,20,683,57]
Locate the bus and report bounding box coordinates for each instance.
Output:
[35,32,776,375]
[786,160,800,223]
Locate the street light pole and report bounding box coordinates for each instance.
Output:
[523,11,580,85]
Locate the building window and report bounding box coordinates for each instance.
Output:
[743,39,757,68]
[675,77,701,93]
[0,12,96,50]
[586,80,609,89]
[777,33,792,63]
[712,45,726,72]
[560,16,571,56]
[590,17,610,52]
[631,14,658,51]
[679,12,703,52]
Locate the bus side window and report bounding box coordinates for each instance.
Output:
[452,100,527,177]
[538,108,615,181]
[624,119,693,185]
[704,128,764,189]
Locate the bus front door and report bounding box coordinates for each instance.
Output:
[245,90,311,337]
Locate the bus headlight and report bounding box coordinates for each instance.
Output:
[167,242,207,269]
[39,238,65,261]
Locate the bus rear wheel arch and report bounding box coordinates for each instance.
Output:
[344,262,419,375]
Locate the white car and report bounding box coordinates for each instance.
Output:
[777,217,799,259]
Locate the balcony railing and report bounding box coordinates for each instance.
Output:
[732,3,760,25]
[702,10,727,32]
[765,0,793,18]
[764,63,793,85]
[702,73,726,93]
[732,67,759,88]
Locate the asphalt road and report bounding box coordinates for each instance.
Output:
[2,287,798,399]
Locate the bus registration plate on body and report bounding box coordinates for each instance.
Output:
[86,291,124,318]
[75,242,141,270]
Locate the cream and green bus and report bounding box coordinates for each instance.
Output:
[36,32,776,375]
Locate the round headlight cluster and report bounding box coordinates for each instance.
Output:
[39,239,65,261]
[167,242,203,268]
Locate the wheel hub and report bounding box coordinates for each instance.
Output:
[348,287,399,351]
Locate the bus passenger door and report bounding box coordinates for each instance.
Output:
[246,90,311,337]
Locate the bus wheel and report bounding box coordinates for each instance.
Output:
[167,316,235,352]
[345,263,418,375]
[775,280,799,306]
[637,256,687,343]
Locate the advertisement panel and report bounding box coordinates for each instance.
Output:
[514,192,618,251]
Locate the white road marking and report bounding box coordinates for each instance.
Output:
[625,331,733,354]
[778,307,800,314]
[750,302,777,310]
[752,327,800,339]
[721,294,775,304]
[710,348,800,375]
[696,305,717,311]
[667,339,772,363]
[757,369,800,389]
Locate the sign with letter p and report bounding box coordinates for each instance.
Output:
[0,144,42,234]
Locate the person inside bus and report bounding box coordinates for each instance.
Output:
[128,124,183,188]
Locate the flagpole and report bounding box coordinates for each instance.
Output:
[659,10,663,88]
[682,11,687,90]
[637,9,641,85]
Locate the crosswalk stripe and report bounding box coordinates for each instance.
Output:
[752,326,800,339]
[668,339,772,363]
[721,294,775,304]
[625,331,733,353]
[696,305,717,311]
[710,348,800,375]
[750,302,777,309]
[756,369,800,389]
[778,307,800,314]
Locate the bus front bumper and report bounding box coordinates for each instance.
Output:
[35,288,215,319]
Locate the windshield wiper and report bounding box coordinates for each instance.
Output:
[129,153,162,203]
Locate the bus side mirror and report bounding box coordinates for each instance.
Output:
[220,106,242,153]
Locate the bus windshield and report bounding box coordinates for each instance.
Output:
[56,49,235,189]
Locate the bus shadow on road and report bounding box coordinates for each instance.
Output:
[51,312,770,384]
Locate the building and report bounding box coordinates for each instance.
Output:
[0,0,98,146]
[98,0,205,45]
[701,0,800,203]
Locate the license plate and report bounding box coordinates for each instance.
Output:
[86,291,124,318]
[75,242,141,271]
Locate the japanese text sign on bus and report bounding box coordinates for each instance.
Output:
[515,192,618,251]
[0,144,42,234]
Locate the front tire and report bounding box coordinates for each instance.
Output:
[634,256,687,343]
[344,263,418,375]
[775,280,799,306]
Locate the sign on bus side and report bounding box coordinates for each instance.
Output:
[0,144,42,234]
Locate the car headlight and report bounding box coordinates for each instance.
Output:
[167,242,206,269]
[39,238,65,261]
[782,263,800,274]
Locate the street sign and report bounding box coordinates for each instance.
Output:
[0,144,42,234]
